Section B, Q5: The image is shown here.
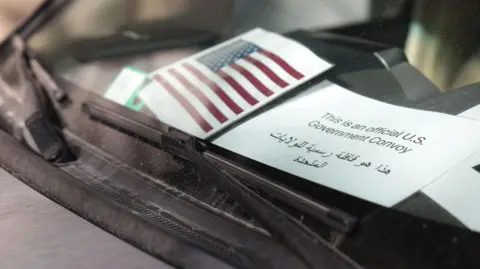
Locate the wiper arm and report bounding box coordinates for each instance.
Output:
[0,36,72,162]
[83,100,362,269]
[85,100,358,234]
[180,135,363,269]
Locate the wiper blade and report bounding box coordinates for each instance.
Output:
[84,100,358,233]
[82,100,362,269]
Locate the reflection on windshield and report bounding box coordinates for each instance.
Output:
[26,0,237,103]
[0,0,42,40]
[54,48,197,98]
[28,0,234,61]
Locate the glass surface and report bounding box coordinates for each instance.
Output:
[20,1,480,268]
[26,0,395,100]
[27,0,235,101]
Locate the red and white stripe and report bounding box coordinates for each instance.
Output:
[151,49,304,133]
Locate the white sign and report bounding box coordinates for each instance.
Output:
[139,28,332,139]
[422,105,480,232]
[213,81,480,207]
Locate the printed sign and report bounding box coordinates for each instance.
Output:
[139,28,332,139]
[421,105,480,232]
[212,81,480,207]
[104,67,147,111]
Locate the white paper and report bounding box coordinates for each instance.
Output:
[421,105,480,231]
[139,28,332,139]
[213,81,480,207]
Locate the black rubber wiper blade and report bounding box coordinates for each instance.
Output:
[83,99,362,268]
[83,100,358,234]
[81,98,362,268]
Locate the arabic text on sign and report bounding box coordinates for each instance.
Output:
[270,132,391,174]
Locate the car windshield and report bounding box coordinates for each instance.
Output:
[24,0,480,225]
[25,0,401,95]
[10,1,480,268]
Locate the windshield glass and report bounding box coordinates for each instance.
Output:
[24,0,480,200]
[0,0,43,40]
[25,0,480,215]
[28,0,232,105]
[18,1,480,268]
[26,0,383,96]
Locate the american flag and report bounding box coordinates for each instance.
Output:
[151,40,305,133]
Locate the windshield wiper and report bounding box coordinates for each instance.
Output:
[81,101,362,269]
[82,102,361,268]
[6,36,362,269]
[84,98,358,230]
[0,36,72,162]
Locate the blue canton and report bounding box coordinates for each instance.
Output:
[198,40,259,72]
